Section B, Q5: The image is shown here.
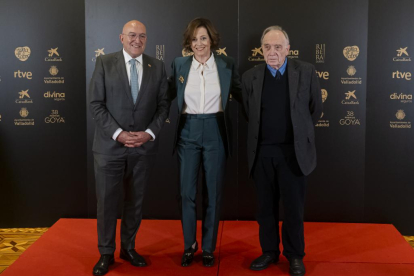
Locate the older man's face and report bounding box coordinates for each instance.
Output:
[262,30,290,69]
[120,21,147,58]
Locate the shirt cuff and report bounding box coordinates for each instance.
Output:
[145,129,155,141]
[112,128,123,140]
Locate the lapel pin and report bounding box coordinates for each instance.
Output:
[179,76,184,83]
[148,64,151,67]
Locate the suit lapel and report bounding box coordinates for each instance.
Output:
[253,64,266,117]
[216,55,231,110]
[114,51,134,105]
[287,59,298,108]
[177,57,192,113]
[135,54,152,108]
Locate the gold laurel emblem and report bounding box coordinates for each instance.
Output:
[19,107,29,118]
[49,66,59,76]
[321,89,328,103]
[15,46,31,61]
[396,110,406,120]
[347,66,357,76]
[182,49,194,57]
[179,76,184,83]
[216,47,227,56]
[343,46,360,61]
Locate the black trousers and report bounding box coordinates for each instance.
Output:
[252,145,306,260]
[94,150,155,255]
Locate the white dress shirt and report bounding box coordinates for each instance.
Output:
[112,49,155,141]
[183,53,222,114]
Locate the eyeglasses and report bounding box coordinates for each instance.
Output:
[123,33,147,41]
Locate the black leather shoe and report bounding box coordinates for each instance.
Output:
[93,254,114,275]
[289,258,306,276]
[120,248,147,267]
[202,251,215,267]
[250,253,278,271]
[181,241,198,267]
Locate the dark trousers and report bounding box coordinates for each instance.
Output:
[178,113,226,253]
[94,150,155,255]
[252,145,306,260]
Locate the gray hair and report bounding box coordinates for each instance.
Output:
[260,25,290,45]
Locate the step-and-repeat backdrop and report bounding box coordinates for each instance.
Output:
[1,0,413,234]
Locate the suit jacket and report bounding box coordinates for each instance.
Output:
[89,50,170,155]
[242,58,322,177]
[169,54,242,157]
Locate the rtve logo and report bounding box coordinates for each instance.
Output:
[392,70,411,80]
[316,70,329,80]
[14,70,32,79]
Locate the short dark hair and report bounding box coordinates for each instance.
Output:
[182,17,220,53]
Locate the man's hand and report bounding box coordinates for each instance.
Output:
[117,131,151,147]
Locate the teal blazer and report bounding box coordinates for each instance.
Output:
[169,53,242,157]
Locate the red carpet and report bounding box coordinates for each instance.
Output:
[2,219,414,276]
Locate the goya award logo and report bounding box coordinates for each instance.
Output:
[15,46,31,61]
[390,110,411,129]
[339,111,360,126]
[393,47,411,62]
[16,89,33,104]
[92,48,105,62]
[343,46,359,61]
[45,109,65,124]
[45,47,62,62]
[15,107,34,126]
[44,66,64,84]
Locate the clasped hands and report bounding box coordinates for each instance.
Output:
[117,131,151,147]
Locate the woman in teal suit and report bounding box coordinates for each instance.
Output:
[169,17,242,267]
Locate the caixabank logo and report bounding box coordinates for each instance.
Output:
[15,89,33,104]
[393,47,411,62]
[92,48,105,62]
[342,90,359,105]
[45,47,62,62]
[247,46,299,61]
[390,110,411,129]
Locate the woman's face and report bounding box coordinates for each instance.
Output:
[191,27,211,61]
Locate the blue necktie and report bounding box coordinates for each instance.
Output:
[129,59,139,104]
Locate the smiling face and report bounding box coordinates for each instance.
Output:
[262,30,290,69]
[191,27,211,62]
[120,20,147,58]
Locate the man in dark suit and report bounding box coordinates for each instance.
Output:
[89,20,169,275]
[242,26,322,276]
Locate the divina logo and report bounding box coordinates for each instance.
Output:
[392,71,411,80]
[390,93,412,103]
[44,91,65,101]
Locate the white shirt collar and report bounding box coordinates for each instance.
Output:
[192,53,215,70]
[123,48,143,65]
